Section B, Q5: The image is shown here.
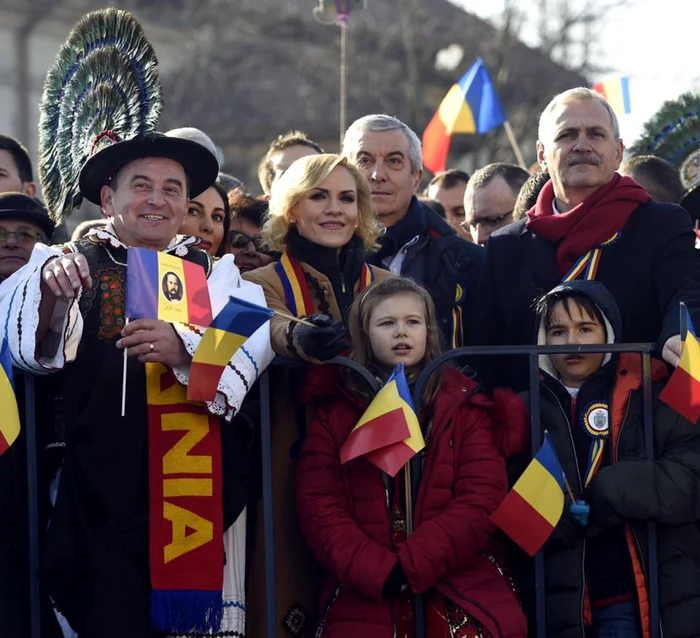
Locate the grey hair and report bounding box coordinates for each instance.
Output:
[342,114,423,173]
[538,87,620,143]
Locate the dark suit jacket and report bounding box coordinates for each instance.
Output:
[469,200,700,390]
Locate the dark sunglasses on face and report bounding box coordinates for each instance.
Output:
[229,230,268,253]
[0,227,44,244]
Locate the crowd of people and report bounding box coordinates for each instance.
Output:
[2,18,700,638]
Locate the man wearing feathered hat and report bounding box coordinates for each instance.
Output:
[0,9,272,638]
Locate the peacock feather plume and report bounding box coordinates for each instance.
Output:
[38,8,163,221]
[629,92,700,194]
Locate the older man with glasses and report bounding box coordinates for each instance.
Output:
[0,193,54,281]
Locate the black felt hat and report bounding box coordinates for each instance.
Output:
[78,130,220,206]
[0,192,55,238]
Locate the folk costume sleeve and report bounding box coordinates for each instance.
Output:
[398,410,507,594]
[2,242,84,374]
[296,403,399,600]
[588,402,700,528]
[171,253,275,421]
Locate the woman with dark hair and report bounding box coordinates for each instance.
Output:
[180,177,231,256]
[228,189,273,273]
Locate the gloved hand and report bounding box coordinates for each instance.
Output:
[570,500,590,526]
[293,314,348,361]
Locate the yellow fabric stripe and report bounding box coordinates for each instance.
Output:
[193,328,247,367]
[353,381,402,431]
[401,399,425,453]
[0,369,20,446]
[680,331,700,383]
[280,253,308,317]
[438,84,476,134]
[513,459,565,527]
[157,252,190,324]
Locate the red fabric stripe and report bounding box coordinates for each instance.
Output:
[339,407,411,464]
[0,431,9,456]
[422,113,451,175]
[187,361,225,402]
[659,365,700,423]
[182,260,213,327]
[363,440,416,478]
[286,253,314,316]
[490,489,555,556]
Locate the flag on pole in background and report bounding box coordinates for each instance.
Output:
[340,363,425,477]
[187,296,273,401]
[0,337,20,455]
[126,247,213,327]
[491,432,566,556]
[422,57,507,175]
[660,304,700,423]
[592,76,632,115]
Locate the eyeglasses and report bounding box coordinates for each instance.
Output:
[0,227,44,244]
[229,230,267,252]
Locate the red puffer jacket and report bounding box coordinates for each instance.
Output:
[296,365,529,638]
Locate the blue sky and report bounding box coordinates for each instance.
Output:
[448,0,699,145]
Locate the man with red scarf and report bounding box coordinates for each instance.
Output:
[469,87,700,391]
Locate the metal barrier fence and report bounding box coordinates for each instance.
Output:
[20,342,660,638]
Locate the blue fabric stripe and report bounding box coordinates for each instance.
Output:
[458,57,506,134]
[536,433,566,491]
[275,260,297,316]
[210,296,273,337]
[621,77,632,114]
[126,247,159,319]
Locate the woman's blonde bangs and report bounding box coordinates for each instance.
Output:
[260,153,382,252]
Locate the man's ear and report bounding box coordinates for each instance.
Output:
[615,138,624,169]
[100,185,115,217]
[412,168,423,192]
[536,141,548,173]
[22,182,37,198]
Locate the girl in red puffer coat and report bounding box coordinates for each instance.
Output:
[296,277,528,638]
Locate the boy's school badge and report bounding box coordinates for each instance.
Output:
[583,402,610,438]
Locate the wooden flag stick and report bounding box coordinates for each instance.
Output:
[503,120,527,170]
[563,474,577,504]
[273,309,318,328]
[121,318,130,417]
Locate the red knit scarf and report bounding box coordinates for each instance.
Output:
[526,174,651,276]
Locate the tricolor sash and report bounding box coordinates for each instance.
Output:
[562,232,621,282]
[146,362,224,634]
[580,402,610,488]
[276,251,376,318]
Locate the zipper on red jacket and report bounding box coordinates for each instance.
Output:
[444,581,504,638]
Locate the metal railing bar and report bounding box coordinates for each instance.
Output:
[24,373,41,638]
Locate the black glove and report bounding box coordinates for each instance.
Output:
[382,562,407,597]
[294,314,348,361]
[549,505,586,547]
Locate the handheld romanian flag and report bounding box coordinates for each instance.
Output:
[0,337,20,455]
[340,364,425,478]
[491,432,565,556]
[592,76,632,115]
[422,57,507,175]
[187,296,273,402]
[126,247,213,327]
[660,304,700,423]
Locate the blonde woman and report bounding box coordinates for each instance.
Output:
[244,153,391,362]
[243,154,391,638]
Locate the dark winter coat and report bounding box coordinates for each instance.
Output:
[469,201,700,391]
[367,197,484,348]
[296,365,528,637]
[517,354,700,638]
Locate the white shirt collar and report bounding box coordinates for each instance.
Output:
[85,221,200,257]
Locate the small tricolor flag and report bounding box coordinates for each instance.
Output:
[422,57,507,175]
[0,336,20,455]
[187,296,274,401]
[491,432,565,556]
[660,304,700,423]
[591,77,632,115]
[126,247,213,327]
[340,364,425,477]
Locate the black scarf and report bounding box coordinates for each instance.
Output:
[373,196,429,262]
[286,227,367,320]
